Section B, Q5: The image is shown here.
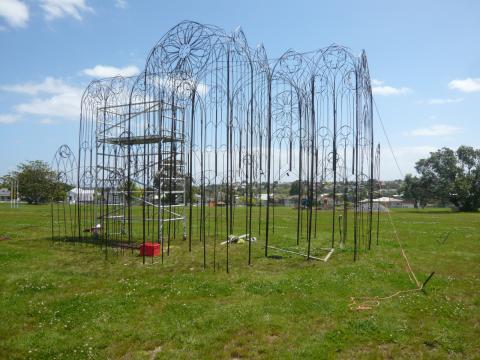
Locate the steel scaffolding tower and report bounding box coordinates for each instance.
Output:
[95,100,186,252]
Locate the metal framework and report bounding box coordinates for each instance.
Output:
[51,144,77,240]
[51,21,379,270]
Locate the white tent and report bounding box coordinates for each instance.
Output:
[361,197,402,203]
[359,203,389,212]
[361,197,405,208]
[68,188,95,203]
[373,197,403,203]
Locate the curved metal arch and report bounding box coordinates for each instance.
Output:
[51,144,78,241]
[144,21,228,83]
[52,144,77,185]
[310,45,359,96]
[272,49,311,94]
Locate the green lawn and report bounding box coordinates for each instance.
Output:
[0,203,479,359]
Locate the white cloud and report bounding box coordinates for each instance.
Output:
[407,124,462,137]
[448,78,480,93]
[396,145,437,155]
[371,79,411,95]
[418,98,463,105]
[40,0,93,21]
[83,65,140,78]
[0,114,19,124]
[379,145,438,179]
[1,77,76,95]
[372,85,411,96]
[1,77,82,121]
[15,90,81,119]
[38,118,57,125]
[0,0,29,28]
[115,0,127,9]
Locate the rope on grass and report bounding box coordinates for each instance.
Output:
[384,202,420,287]
[349,202,423,311]
[349,271,435,311]
[349,98,435,311]
[374,97,420,288]
[349,288,423,311]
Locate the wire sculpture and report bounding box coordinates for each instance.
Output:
[51,21,379,271]
[51,144,77,241]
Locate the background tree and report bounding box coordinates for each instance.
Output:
[410,146,480,211]
[289,180,302,195]
[401,173,433,208]
[0,173,15,189]
[12,160,58,204]
[51,182,72,202]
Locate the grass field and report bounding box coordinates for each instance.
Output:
[0,203,479,359]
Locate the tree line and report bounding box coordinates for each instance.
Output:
[401,146,480,211]
[2,145,480,211]
[0,160,70,204]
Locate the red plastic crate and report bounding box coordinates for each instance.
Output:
[139,242,161,257]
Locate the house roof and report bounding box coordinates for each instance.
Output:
[68,188,95,195]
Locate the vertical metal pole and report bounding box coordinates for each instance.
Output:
[368,88,374,250]
[376,144,381,246]
[188,91,195,252]
[331,84,337,249]
[307,78,315,259]
[296,97,303,246]
[226,49,230,272]
[353,72,359,261]
[265,75,272,257]
[248,65,254,265]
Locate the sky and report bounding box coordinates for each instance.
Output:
[0,0,479,180]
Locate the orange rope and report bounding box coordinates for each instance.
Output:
[349,287,423,311]
[349,162,422,311]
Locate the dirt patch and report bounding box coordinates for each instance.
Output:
[150,346,162,360]
[424,340,439,349]
[19,225,39,230]
[266,334,279,344]
[0,236,10,241]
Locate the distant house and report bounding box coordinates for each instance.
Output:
[319,194,335,208]
[283,194,335,209]
[259,193,274,206]
[0,188,10,202]
[207,200,226,207]
[401,201,415,208]
[361,197,414,208]
[284,196,298,207]
[67,188,95,203]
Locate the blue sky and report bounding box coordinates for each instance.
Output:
[0,0,479,179]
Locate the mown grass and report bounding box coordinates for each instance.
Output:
[0,203,479,359]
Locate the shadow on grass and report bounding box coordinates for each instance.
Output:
[51,235,139,249]
[267,255,284,260]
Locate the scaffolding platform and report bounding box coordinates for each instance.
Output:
[99,134,184,145]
